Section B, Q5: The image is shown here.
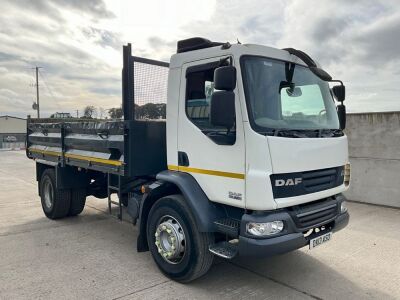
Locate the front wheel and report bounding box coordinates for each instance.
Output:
[147,195,214,282]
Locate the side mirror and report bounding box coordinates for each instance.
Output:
[214,66,236,91]
[332,85,345,102]
[210,91,235,128]
[337,104,346,130]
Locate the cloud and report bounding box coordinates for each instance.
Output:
[0,0,120,118]
[0,0,400,118]
[81,27,122,49]
[181,0,285,45]
[57,0,115,18]
[12,0,114,19]
[89,87,120,96]
[354,12,400,65]
[0,88,18,97]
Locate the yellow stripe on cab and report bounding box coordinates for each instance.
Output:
[168,165,245,179]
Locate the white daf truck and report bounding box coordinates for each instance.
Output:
[26,37,350,282]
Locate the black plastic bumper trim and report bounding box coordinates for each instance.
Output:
[238,211,349,257]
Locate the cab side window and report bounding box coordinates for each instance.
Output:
[186,67,216,131]
[185,62,236,145]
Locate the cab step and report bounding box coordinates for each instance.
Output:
[213,218,240,237]
[208,241,238,259]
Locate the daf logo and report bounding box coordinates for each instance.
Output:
[275,178,302,186]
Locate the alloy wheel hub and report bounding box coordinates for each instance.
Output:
[155,216,185,264]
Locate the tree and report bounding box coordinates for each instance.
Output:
[83,105,96,118]
[98,107,107,119]
[135,103,166,119]
[108,107,123,119]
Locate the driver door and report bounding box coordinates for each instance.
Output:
[175,57,246,207]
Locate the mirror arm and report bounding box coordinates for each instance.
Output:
[219,56,233,66]
[330,79,343,86]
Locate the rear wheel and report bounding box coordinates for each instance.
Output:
[40,168,71,219]
[147,195,214,282]
[120,194,128,207]
[68,188,86,216]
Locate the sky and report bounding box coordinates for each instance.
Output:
[0,0,399,118]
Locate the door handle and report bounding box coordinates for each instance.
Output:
[178,151,189,167]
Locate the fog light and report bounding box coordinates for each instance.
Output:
[341,201,348,213]
[246,221,284,236]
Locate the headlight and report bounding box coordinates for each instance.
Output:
[344,163,350,186]
[246,221,284,236]
[340,201,348,213]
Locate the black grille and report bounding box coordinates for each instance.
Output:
[270,166,344,198]
[290,198,339,229]
[302,168,338,193]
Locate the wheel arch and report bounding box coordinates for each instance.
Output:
[136,170,224,252]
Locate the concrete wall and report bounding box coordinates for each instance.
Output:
[344,112,400,208]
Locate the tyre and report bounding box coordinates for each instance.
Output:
[147,194,214,282]
[68,188,86,216]
[40,168,71,219]
[120,194,128,207]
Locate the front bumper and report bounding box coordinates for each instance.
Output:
[238,195,350,257]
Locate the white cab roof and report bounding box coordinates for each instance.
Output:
[169,43,308,69]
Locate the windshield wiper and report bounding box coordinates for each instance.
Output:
[319,129,343,137]
[267,129,309,138]
[277,129,312,138]
[260,128,343,138]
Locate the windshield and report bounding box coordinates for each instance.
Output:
[241,56,340,134]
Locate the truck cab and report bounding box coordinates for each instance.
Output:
[160,37,349,260]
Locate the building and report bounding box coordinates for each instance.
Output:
[0,115,26,149]
[50,112,72,119]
